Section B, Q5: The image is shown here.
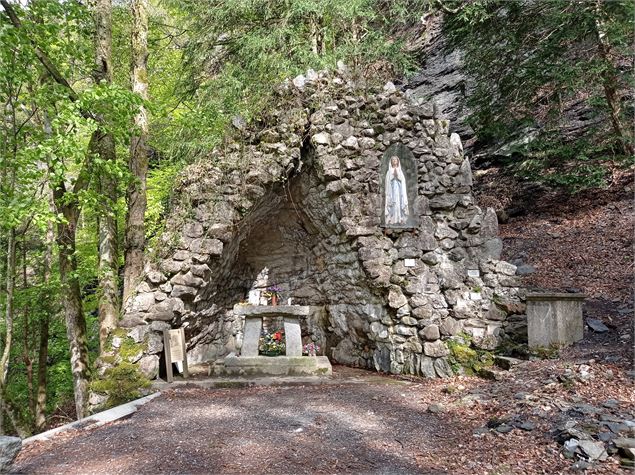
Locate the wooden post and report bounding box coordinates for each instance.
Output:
[180,327,189,379]
[163,329,173,383]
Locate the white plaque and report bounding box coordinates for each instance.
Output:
[168,329,184,362]
[404,259,416,267]
[163,327,189,383]
[248,289,261,305]
[467,269,480,278]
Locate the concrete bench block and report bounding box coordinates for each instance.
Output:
[526,293,585,348]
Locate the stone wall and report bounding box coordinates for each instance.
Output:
[106,66,526,380]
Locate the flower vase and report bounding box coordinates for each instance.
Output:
[271,295,278,306]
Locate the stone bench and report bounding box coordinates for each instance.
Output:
[526,293,585,348]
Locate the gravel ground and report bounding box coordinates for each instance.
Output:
[13,347,634,475]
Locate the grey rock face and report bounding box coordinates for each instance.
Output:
[114,65,521,379]
[129,293,155,313]
[189,238,223,256]
[433,357,454,378]
[138,355,160,380]
[516,263,536,275]
[424,340,450,357]
[586,318,609,333]
[0,436,21,472]
[421,324,440,341]
[577,440,608,461]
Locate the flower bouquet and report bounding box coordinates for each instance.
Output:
[259,328,286,356]
[263,285,282,306]
[302,342,321,356]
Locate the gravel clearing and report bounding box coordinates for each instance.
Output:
[13,349,634,475]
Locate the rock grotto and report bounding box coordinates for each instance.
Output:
[104,67,526,381]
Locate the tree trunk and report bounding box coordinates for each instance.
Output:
[35,299,49,431]
[35,117,55,433]
[21,243,34,418]
[594,0,633,156]
[91,0,120,351]
[54,200,90,420]
[0,228,16,435]
[123,0,150,308]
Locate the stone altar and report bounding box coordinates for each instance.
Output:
[526,293,585,348]
[234,304,308,357]
[215,304,332,377]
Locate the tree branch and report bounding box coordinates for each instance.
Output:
[0,0,80,104]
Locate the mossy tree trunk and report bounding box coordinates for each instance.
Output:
[90,0,120,352]
[54,198,90,420]
[123,0,150,308]
[593,0,633,156]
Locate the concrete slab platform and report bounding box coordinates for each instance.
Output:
[215,355,332,377]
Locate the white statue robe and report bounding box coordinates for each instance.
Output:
[385,165,409,225]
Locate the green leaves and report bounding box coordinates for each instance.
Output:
[444,0,634,189]
[158,0,430,161]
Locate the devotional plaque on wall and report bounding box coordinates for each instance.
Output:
[380,143,417,228]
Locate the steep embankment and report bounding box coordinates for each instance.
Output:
[407,10,634,348]
[474,165,633,357]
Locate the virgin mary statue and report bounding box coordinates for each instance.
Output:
[384,155,409,225]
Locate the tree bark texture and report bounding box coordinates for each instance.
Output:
[54,200,90,420]
[34,118,55,432]
[21,244,35,417]
[123,0,150,308]
[91,0,120,351]
[0,228,16,434]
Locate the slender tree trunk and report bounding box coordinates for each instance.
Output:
[53,199,90,420]
[90,0,119,351]
[0,228,16,435]
[21,243,34,417]
[35,118,55,432]
[95,135,119,352]
[310,15,319,55]
[0,94,18,434]
[594,0,633,156]
[35,296,49,431]
[123,0,150,308]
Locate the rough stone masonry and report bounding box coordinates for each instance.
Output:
[104,65,526,381]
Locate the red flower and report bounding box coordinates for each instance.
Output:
[273,331,282,341]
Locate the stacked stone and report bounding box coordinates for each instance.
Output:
[109,65,525,380]
[298,73,525,375]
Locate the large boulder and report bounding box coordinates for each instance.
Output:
[0,436,21,472]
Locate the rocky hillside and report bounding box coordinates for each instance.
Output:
[403,11,628,162]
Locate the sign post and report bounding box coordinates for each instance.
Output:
[163,327,189,383]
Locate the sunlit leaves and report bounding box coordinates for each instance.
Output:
[159,0,431,161]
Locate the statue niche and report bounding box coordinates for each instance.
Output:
[381,144,417,228]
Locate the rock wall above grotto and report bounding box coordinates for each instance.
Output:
[104,66,526,381]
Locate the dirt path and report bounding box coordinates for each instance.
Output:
[14,352,634,475]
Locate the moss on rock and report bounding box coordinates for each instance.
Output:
[91,362,152,409]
